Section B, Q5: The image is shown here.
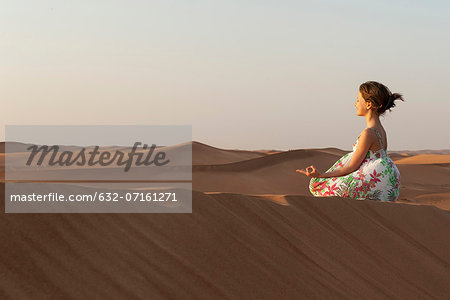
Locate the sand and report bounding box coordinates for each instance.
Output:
[394,154,450,165]
[1,141,450,299]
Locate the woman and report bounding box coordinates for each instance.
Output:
[297,81,404,202]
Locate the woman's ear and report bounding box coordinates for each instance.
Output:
[366,101,373,110]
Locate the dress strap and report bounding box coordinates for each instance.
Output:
[369,128,384,149]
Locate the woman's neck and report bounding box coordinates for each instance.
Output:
[364,111,382,128]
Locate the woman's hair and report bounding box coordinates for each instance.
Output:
[359,81,405,115]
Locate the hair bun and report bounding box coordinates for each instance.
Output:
[384,95,394,110]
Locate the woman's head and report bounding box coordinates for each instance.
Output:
[355,81,405,116]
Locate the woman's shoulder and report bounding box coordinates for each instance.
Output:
[354,128,380,150]
[357,128,377,140]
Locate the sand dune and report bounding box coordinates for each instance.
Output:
[191,143,450,210]
[193,149,341,172]
[394,154,450,165]
[393,149,450,155]
[2,141,450,209]
[413,193,450,211]
[192,141,268,165]
[385,152,412,161]
[0,141,268,168]
[1,184,450,299]
[193,149,343,195]
[2,141,450,298]
[308,147,349,157]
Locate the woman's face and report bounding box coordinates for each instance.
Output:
[354,91,371,116]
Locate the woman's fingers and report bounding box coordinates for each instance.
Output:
[296,169,312,176]
[297,166,318,176]
[296,169,308,175]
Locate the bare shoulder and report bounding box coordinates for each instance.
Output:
[359,128,377,140]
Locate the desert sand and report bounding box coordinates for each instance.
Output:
[1,141,450,299]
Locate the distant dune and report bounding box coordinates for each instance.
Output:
[2,141,450,209]
[394,154,450,165]
[392,149,450,155]
[192,142,450,211]
[192,141,267,165]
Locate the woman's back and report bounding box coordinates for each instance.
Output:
[368,126,388,152]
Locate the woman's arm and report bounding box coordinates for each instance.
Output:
[317,166,354,178]
[297,165,354,178]
[318,129,374,178]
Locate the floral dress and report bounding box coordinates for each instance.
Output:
[309,128,401,202]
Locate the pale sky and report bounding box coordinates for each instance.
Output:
[1,0,449,151]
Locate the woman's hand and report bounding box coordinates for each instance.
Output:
[296,165,321,178]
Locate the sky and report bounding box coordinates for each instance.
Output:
[1,0,449,151]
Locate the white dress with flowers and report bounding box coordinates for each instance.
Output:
[309,128,401,202]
